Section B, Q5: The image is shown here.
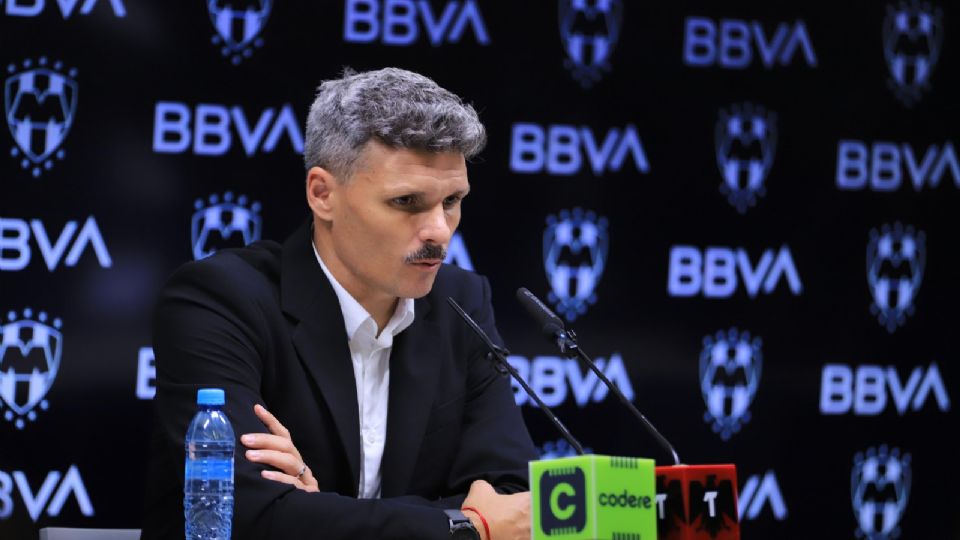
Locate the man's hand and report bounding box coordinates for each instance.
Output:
[461,479,530,540]
[241,404,320,493]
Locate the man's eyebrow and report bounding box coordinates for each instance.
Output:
[384,185,470,197]
[384,186,425,196]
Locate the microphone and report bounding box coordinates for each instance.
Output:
[445,297,585,456]
[516,287,681,466]
[515,288,742,540]
[516,287,565,338]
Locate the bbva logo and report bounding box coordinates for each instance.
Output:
[443,232,473,271]
[343,0,489,46]
[153,101,303,156]
[668,245,802,298]
[510,123,649,176]
[0,465,93,522]
[738,471,787,521]
[136,346,155,400]
[0,216,111,272]
[836,140,958,191]
[2,0,125,18]
[820,362,949,416]
[507,353,633,408]
[683,17,817,69]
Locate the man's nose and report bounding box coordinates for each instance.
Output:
[419,205,453,246]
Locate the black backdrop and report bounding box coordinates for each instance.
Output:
[2,1,958,539]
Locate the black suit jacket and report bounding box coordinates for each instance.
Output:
[142,222,537,539]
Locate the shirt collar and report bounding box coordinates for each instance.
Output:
[312,241,415,342]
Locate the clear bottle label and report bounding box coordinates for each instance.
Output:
[185,457,234,482]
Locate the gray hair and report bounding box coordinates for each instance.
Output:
[303,67,487,179]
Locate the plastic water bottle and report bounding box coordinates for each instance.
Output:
[185,388,235,540]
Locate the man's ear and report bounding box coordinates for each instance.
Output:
[306,166,338,222]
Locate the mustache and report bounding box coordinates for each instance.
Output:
[404,243,446,264]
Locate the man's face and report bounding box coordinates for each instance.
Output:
[315,141,469,303]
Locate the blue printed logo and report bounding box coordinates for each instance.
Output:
[852,445,911,539]
[207,0,272,64]
[883,1,943,107]
[543,208,609,322]
[191,191,262,260]
[558,0,623,88]
[715,103,777,213]
[700,328,762,440]
[0,309,62,430]
[866,223,925,333]
[4,57,78,178]
[538,438,592,460]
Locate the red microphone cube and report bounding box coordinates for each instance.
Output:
[656,464,740,540]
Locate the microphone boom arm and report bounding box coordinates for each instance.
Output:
[446,297,585,456]
[566,330,682,466]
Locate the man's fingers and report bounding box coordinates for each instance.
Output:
[253,404,291,439]
[247,404,320,493]
[240,433,298,455]
[245,449,303,476]
[260,470,319,493]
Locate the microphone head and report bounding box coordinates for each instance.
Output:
[542,321,565,337]
[516,287,565,337]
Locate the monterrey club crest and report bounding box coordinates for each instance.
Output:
[700,328,762,440]
[543,208,609,322]
[558,0,624,88]
[4,57,78,178]
[852,445,911,539]
[866,222,925,333]
[207,0,273,65]
[715,103,777,214]
[191,191,263,260]
[0,309,63,430]
[883,1,943,107]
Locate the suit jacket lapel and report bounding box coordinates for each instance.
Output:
[281,221,361,494]
[380,296,443,497]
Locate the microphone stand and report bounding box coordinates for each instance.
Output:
[555,327,681,466]
[446,297,585,456]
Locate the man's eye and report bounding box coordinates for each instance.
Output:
[392,196,414,206]
[442,196,461,208]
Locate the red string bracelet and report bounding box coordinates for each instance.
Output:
[461,506,491,540]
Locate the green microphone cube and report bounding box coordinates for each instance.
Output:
[530,454,658,540]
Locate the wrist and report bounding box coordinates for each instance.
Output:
[445,508,483,540]
[461,507,490,540]
[464,514,485,540]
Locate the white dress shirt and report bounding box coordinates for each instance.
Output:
[313,243,415,499]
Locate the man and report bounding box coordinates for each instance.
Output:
[142,68,537,539]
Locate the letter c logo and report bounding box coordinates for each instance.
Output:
[550,482,577,521]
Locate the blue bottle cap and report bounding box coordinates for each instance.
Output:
[197,388,225,406]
